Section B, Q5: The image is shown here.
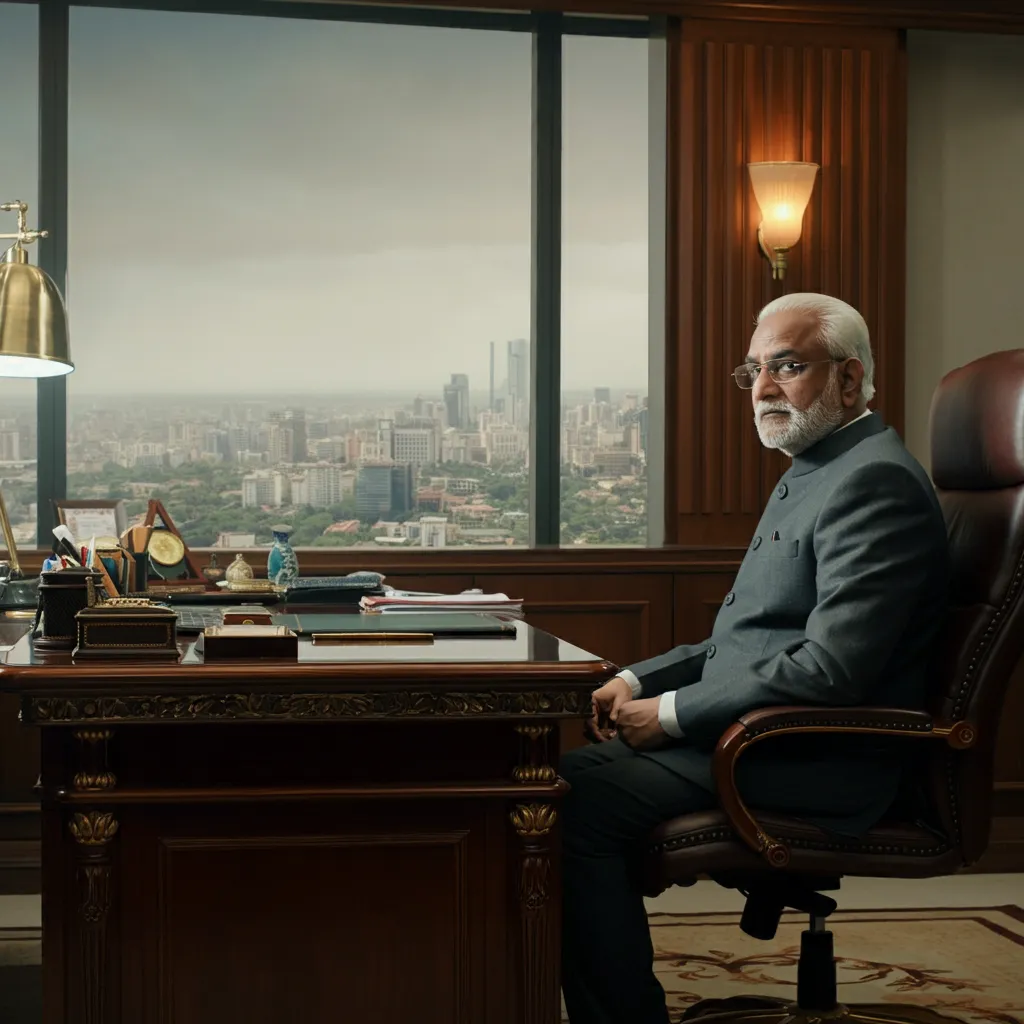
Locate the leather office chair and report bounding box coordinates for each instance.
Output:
[643,350,1024,1024]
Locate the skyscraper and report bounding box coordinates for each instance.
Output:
[594,387,612,405]
[489,342,496,412]
[506,339,529,425]
[443,373,470,430]
[287,408,307,463]
[355,464,394,522]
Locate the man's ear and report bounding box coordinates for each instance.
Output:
[840,358,865,407]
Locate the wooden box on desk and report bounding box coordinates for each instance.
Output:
[195,624,298,660]
[73,600,179,659]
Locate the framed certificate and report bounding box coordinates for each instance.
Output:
[53,499,128,546]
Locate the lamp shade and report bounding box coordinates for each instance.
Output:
[0,247,72,378]
[747,161,819,250]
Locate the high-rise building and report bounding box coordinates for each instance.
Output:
[393,428,437,467]
[309,437,347,463]
[241,470,287,508]
[203,429,230,460]
[377,418,394,459]
[305,464,343,508]
[390,464,414,516]
[443,373,470,430]
[489,343,495,411]
[506,340,529,425]
[267,423,293,465]
[594,387,612,405]
[287,409,307,463]
[356,464,394,522]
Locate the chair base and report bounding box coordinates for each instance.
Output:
[679,996,967,1024]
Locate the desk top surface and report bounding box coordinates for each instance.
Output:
[0,619,613,687]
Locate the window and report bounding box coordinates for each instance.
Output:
[0,2,40,550]
[33,5,658,554]
[561,33,650,546]
[67,7,533,551]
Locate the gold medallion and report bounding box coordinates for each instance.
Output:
[148,530,185,567]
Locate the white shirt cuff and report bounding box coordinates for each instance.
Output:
[657,690,684,739]
[618,669,643,698]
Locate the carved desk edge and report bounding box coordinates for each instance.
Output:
[0,657,617,686]
[21,686,604,724]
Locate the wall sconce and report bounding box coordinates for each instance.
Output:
[747,161,819,280]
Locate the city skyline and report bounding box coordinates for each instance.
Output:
[0,4,651,397]
[0,373,648,546]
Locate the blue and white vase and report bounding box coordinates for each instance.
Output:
[267,525,299,586]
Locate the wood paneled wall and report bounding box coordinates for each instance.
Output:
[668,18,906,546]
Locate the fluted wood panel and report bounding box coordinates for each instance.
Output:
[667,19,906,545]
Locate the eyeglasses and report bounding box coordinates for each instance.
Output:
[732,357,843,389]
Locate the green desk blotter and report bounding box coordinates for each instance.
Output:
[271,611,516,639]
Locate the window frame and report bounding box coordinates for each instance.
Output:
[29,0,663,552]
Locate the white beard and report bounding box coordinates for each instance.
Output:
[754,371,846,456]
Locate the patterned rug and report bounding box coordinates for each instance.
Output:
[648,906,1024,1024]
[5,910,1023,1023]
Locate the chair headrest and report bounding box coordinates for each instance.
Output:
[930,349,1024,490]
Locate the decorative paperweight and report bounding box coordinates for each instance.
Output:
[225,553,254,584]
[73,596,179,660]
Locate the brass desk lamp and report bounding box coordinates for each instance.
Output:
[0,200,72,378]
[0,200,71,607]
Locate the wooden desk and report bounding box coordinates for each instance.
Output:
[0,624,613,1024]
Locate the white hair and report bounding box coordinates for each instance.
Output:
[756,292,875,402]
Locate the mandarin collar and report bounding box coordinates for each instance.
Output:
[789,411,887,477]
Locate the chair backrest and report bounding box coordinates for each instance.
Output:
[928,349,1024,864]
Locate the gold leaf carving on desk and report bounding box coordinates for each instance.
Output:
[73,772,117,792]
[510,803,557,837]
[28,689,590,723]
[68,811,119,846]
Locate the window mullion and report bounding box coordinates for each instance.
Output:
[529,10,562,547]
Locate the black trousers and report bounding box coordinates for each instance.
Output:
[559,738,717,1024]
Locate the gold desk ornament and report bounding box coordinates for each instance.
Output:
[147,529,185,567]
[0,201,72,378]
[225,553,254,584]
[73,586,179,660]
[201,553,226,584]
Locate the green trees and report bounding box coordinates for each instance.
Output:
[64,459,648,548]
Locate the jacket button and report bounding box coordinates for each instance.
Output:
[724,592,735,606]
[707,644,717,659]
[752,536,762,549]
[777,483,788,498]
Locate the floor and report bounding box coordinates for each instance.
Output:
[3,874,1022,1023]
[4,872,1022,932]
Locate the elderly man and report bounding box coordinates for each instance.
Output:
[560,293,950,1024]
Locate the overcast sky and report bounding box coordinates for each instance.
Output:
[0,2,649,397]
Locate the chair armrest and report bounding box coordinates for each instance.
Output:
[711,705,977,869]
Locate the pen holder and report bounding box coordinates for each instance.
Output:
[33,567,105,652]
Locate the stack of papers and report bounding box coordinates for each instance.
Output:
[360,591,524,619]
